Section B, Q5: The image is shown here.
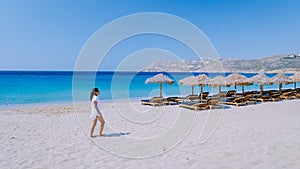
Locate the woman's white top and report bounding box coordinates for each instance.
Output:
[90,95,102,120]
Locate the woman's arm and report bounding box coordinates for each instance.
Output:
[94,100,102,116]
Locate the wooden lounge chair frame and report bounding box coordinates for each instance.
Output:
[243,94,257,105]
[225,90,236,97]
[207,99,222,109]
[175,95,198,103]
[220,97,247,106]
[179,102,209,111]
[166,97,180,105]
[141,97,164,106]
[255,95,280,102]
[279,91,297,100]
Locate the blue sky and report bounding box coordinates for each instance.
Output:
[0,0,299,70]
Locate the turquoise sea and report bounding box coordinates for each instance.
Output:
[0,71,297,106]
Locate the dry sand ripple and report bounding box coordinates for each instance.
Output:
[1,100,300,168]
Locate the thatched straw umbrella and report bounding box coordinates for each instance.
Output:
[145,73,174,97]
[290,72,300,89]
[195,74,211,102]
[226,73,253,94]
[270,72,293,93]
[249,71,273,94]
[179,76,199,95]
[209,75,230,92]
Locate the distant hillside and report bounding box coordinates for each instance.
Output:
[142,54,300,73]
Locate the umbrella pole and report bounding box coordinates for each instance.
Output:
[192,85,194,95]
[160,83,162,97]
[200,85,203,103]
[279,83,282,93]
[260,85,263,95]
[200,85,203,94]
[242,85,245,94]
[219,85,221,92]
[295,82,297,90]
[234,83,237,97]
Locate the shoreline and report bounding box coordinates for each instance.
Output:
[0,97,144,111]
[1,96,299,112]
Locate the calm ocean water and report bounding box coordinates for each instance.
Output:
[0,71,296,106]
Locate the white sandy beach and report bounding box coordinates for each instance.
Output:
[1,99,300,169]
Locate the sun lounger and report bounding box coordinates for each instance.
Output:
[179,101,209,111]
[244,94,257,105]
[279,91,296,100]
[282,89,294,93]
[207,99,222,109]
[220,97,247,106]
[175,95,199,103]
[235,93,245,97]
[211,91,226,99]
[199,92,209,100]
[256,96,272,102]
[255,94,280,102]
[166,97,180,105]
[244,91,260,95]
[225,90,236,97]
[141,97,164,106]
[187,92,210,103]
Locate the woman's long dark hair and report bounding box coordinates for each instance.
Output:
[90,88,99,101]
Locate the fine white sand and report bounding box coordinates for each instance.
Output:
[1,99,300,169]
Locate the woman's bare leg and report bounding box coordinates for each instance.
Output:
[97,115,105,136]
[90,119,97,138]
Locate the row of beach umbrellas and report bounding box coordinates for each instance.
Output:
[145,71,300,97]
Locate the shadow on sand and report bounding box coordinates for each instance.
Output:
[103,132,130,137]
[221,105,231,109]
